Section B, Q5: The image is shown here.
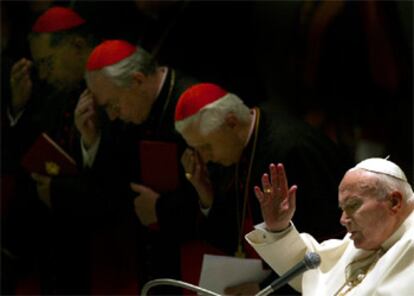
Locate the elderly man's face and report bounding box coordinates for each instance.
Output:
[338,170,397,250]
[181,122,244,167]
[30,33,85,91]
[87,71,152,124]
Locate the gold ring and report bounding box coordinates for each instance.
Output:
[264,188,272,194]
[185,172,193,180]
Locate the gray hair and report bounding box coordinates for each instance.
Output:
[175,93,251,135]
[352,168,414,203]
[89,47,157,87]
[375,173,414,203]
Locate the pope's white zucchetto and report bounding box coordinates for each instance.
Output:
[353,157,407,182]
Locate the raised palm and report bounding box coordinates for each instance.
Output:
[254,163,297,232]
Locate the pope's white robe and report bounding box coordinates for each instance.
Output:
[245,211,414,295]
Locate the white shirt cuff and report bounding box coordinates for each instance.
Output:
[7,107,24,126]
[81,134,101,168]
[254,222,293,240]
[200,201,211,216]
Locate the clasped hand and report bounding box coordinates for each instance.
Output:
[181,148,214,209]
[131,183,160,226]
[31,173,52,208]
[10,58,33,115]
[74,89,99,149]
[254,163,297,232]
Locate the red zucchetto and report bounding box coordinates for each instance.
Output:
[174,83,228,122]
[32,6,86,33]
[86,40,137,71]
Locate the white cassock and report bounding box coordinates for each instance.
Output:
[245,211,414,295]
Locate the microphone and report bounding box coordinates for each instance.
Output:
[255,252,321,296]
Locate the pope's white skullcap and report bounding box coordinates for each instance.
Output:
[354,157,407,182]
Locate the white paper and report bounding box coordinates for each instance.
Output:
[199,254,271,294]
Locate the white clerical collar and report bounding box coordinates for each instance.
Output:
[155,67,168,99]
[244,108,257,147]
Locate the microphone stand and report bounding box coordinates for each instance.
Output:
[142,252,320,296]
[141,278,221,296]
[254,285,274,296]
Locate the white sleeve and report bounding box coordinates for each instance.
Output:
[81,134,102,168]
[199,201,211,216]
[246,222,312,292]
[246,222,349,293]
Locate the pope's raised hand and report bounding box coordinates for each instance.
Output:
[254,163,297,232]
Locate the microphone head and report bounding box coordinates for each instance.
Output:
[304,252,321,269]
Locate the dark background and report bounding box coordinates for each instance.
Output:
[2,0,412,187]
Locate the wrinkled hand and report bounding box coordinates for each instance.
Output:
[74,89,99,149]
[10,58,33,115]
[131,183,160,226]
[181,148,214,208]
[254,163,297,232]
[31,173,52,208]
[224,282,260,296]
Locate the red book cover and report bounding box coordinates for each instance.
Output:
[139,140,180,193]
[21,133,78,176]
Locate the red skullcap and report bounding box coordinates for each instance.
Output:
[32,7,86,33]
[175,83,228,121]
[86,40,137,71]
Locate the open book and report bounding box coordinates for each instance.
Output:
[21,133,78,176]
